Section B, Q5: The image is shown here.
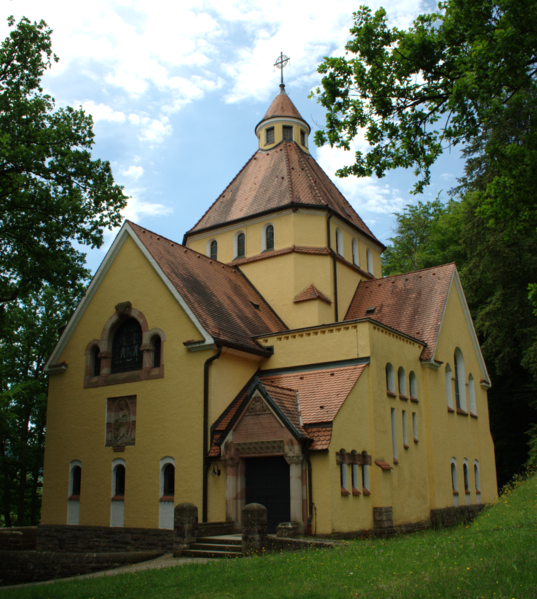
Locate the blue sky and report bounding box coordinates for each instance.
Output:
[2,0,462,275]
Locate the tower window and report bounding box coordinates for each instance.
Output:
[152,335,161,368]
[283,126,293,141]
[210,240,218,261]
[266,225,274,251]
[237,232,245,258]
[266,127,275,144]
[111,319,143,374]
[300,130,306,146]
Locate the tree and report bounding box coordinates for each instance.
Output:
[311,0,537,214]
[0,283,87,526]
[0,16,127,331]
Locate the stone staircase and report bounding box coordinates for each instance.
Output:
[182,535,243,558]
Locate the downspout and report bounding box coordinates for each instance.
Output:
[326,211,339,322]
[202,341,222,523]
[305,447,314,536]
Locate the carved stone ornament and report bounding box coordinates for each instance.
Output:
[235,440,285,455]
[106,395,136,447]
[220,456,239,469]
[115,301,132,317]
[284,453,304,465]
[245,396,271,416]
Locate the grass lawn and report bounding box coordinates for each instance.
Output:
[6,472,537,599]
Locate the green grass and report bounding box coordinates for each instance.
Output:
[6,472,537,599]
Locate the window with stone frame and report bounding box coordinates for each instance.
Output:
[152,335,161,368]
[91,346,101,377]
[111,319,143,374]
[283,125,293,141]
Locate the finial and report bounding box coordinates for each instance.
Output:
[274,52,290,88]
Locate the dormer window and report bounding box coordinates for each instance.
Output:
[283,126,293,141]
[300,130,306,146]
[266,127,275,144]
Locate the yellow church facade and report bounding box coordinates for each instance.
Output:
[42,85,497,537]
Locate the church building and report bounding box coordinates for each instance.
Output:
[42,82,497,536]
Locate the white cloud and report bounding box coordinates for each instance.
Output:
[82,101,126,123]
[121,165,144,180]
[122,195,172,222]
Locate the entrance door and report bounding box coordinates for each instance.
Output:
[245,456,290,533]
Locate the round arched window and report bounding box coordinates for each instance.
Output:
[111,319,143,374]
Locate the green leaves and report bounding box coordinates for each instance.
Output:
[0,16,127,312]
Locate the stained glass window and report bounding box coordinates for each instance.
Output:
[111,319,143,374]
[210,240,217,261]
[237,233,245,258]
[266,225,274,251]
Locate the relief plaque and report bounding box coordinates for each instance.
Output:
[106,395,136,447]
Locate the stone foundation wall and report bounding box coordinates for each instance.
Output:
[430,504,487,528]
[0,550,162,586]
[0,527,37,551]
[37,524,173,553]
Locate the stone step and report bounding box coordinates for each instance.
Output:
[191,542,241,552]
[182,547,243,558]
[196,536,242,546]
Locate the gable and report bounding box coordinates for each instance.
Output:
[45,223,213,371]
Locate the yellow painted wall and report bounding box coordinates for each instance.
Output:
[42,235,220,528]
[427,283,497,508]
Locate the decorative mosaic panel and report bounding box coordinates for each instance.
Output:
[106,395,136,447]
[234,440,285,455]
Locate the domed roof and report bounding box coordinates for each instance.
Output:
[255,85,310,133]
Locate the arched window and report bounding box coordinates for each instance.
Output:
[366,248,374,275]
[67,460,82,525]
[409,371,417,400]
[336,228,343,256]
[445,364,454,410]
[163,464,175,496]
[111,459,126,527]
[265,225,274,251]
[72,466,81,496]
[236,232,245,258]
[352,239,359,266]
[111,319,143,374]
[150,335,160,368]
[474,460,481,503]
[468,374,476,415]
[451,458,459,506]
[386,363,395,394]
[361,451,370,493]
[91,346,101,377]
[115,465,125,497]
[454,348,467,411]
[159,457,175,529]
[398,367,407,397]
[463,459,470,504]
[210,240,218,261]
[391,408,398,461]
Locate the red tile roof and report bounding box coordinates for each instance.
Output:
[261,382,304,434]
[259,364,366,424]
[186,142,380,245]
[375,460,393,470]
[294,283,332,305]
[257,87,308,129]
[230,245,330,266]
[303,425,332,450]
[128,222,286,353]
[345,264,455,361]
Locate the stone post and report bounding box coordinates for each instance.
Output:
[173,502,198,557]
[241,503,267,554]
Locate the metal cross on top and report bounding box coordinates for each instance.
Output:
[274,52,290,85]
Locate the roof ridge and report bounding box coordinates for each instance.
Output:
[283,142,297,203]
[186,150,260,234]
[128,220,238,272]
[261,381,299,394]
[294,143,325,206]
[371,262,457,282]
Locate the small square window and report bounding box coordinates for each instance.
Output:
[283,126,293,141]
[266,127,275,144]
